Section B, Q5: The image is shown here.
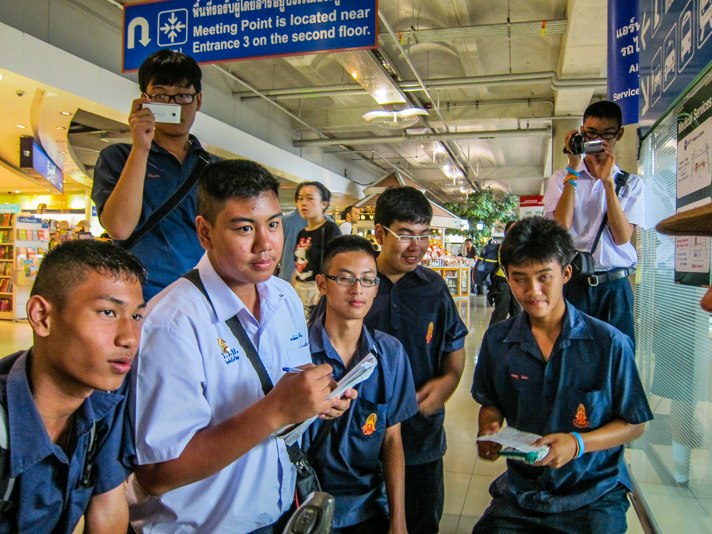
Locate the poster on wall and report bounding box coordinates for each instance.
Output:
[639,0,712,131]
[674,77,712,286]
[519,195,544,218]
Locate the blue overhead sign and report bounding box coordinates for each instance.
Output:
[122,0,378,72]
[640,0,712,130]
[608,0,640,126]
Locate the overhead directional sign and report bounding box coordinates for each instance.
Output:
[640,0,712,130]
[122,0,378,72]
[608,0,640,126]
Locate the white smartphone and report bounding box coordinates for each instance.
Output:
[143,102,181,124]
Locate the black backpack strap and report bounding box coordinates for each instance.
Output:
[589,171,631,255]
[121,150,211,250]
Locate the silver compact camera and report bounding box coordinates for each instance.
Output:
[567,133,604,155]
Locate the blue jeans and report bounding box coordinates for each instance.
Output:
[564,274,635,344]
[473,483,630,534]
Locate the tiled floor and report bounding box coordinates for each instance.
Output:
[0,298,657,533]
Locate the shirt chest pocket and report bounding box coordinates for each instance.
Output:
[563,388,610,432]
[342,397,389,470]
[285,343,311,367]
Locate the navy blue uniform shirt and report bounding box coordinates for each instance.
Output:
[364,265,468,465]
[92,136,220,301]
[472,303,653,513]
[304,314,418,528]
[0,350,133,534]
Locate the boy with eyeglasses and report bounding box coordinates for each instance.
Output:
[543,100,644,343]
[304,235,418,534]
[92,50,220,300]
[364,186,469,534]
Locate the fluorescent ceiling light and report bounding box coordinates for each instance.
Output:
[362,107,429,122]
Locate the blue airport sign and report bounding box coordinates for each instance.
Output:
[640,0,712,130]
[123,0,378,72]
[608,0,640,126]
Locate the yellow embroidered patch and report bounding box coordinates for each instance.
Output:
[362,413,377,435]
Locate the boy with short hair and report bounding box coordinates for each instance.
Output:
[305,235,418,534]
[472,216,653,534]
[364,186,469,533]
[0,240,147,534]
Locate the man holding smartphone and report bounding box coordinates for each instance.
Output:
[92,50,220,300]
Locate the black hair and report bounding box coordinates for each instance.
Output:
[374,186,432,228]
[321,235,378,275]
[295,181,331,207]
[504,220,517,234]
[138,50,202,93]
[197,159,280,224]
[464,238,473,243]
[31,240,146,309]
[341,205,358,219]
[583,100,623,130]
[499,216,574,273]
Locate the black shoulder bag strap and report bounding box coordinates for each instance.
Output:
[182,270,335,460]
[589,171,630,255]
[120,150,211,250]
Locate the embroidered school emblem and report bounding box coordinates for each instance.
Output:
[217,338,239,364]
[573,404,590,429]
[362,413,378,435]
[426,322,434,344]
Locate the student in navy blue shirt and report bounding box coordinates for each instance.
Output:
[92,50,220,300]
[305,236,418,534]
[0,240,146,534]
[472,216,653,534]
[364,186,469,534]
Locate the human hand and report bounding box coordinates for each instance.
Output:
[416,378,447,416]
[597,148,616,185]
[269,364,339,427]
[477,421,502,461]
[319,388,358,420]
[564,130,582,168]
[129,96,155,152]
[532,433,578,468]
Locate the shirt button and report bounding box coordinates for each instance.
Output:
[393,304,398,308]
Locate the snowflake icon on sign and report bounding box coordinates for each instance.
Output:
[157,9,188,46]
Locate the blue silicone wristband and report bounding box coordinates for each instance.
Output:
[566,166,581,177]
[571,432,585,458]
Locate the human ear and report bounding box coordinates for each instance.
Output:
[195,216,213,251]
[616,127,624,140]
[26,295,52,338]
[562,264,573,283]
[316,274,328,295]
[374,224,385,245]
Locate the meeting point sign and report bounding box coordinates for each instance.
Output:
[122,0,378,71]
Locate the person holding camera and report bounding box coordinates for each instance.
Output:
[92,50,220,301]
[543,101,644,343]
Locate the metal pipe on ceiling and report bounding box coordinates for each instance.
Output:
[234,71,606,100]
[379,19,568,43]
[293,128,551,147]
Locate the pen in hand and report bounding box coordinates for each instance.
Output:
[282,367,304,373]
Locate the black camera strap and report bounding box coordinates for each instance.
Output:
[589,171,630,255]
[120,150,211,250]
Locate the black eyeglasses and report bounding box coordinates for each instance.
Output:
[324,274,380,287]
[582,129,619,140]
[144,93,197,105]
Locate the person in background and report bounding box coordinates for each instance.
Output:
[292,181,342,318]
[92,50,220,301]
[487,221,521,326]
[543,100,643,343]
[304,235,418,534]
[0,240,146,534]
[460,238,477,259]
[277,207,333,283]
[365,186,468,534]
[128,160,355,533]
[339,205,361,235]
[472,216,652,534]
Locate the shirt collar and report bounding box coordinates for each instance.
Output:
[308,313,377,374]
[150,134,204,157]
[196,253,287,324]
[6,350,124,478]
[502,302,594,356]
[378,265,429,287]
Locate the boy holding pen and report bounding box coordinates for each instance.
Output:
[304,235,418,534]
[472,216,653,534]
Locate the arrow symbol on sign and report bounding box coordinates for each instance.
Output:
[641,75,650,116]
[641,12,650,50]
[128,17,151,49]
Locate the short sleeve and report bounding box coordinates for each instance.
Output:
[610,334,654,425]
[383,341,419,427]
[543,171,566,218]
[471,332,499,408]
[441,289,468,353]
[91,145,129,217]
[621,175,646,229]
[92,384,134,495]
[131,322,213,465]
